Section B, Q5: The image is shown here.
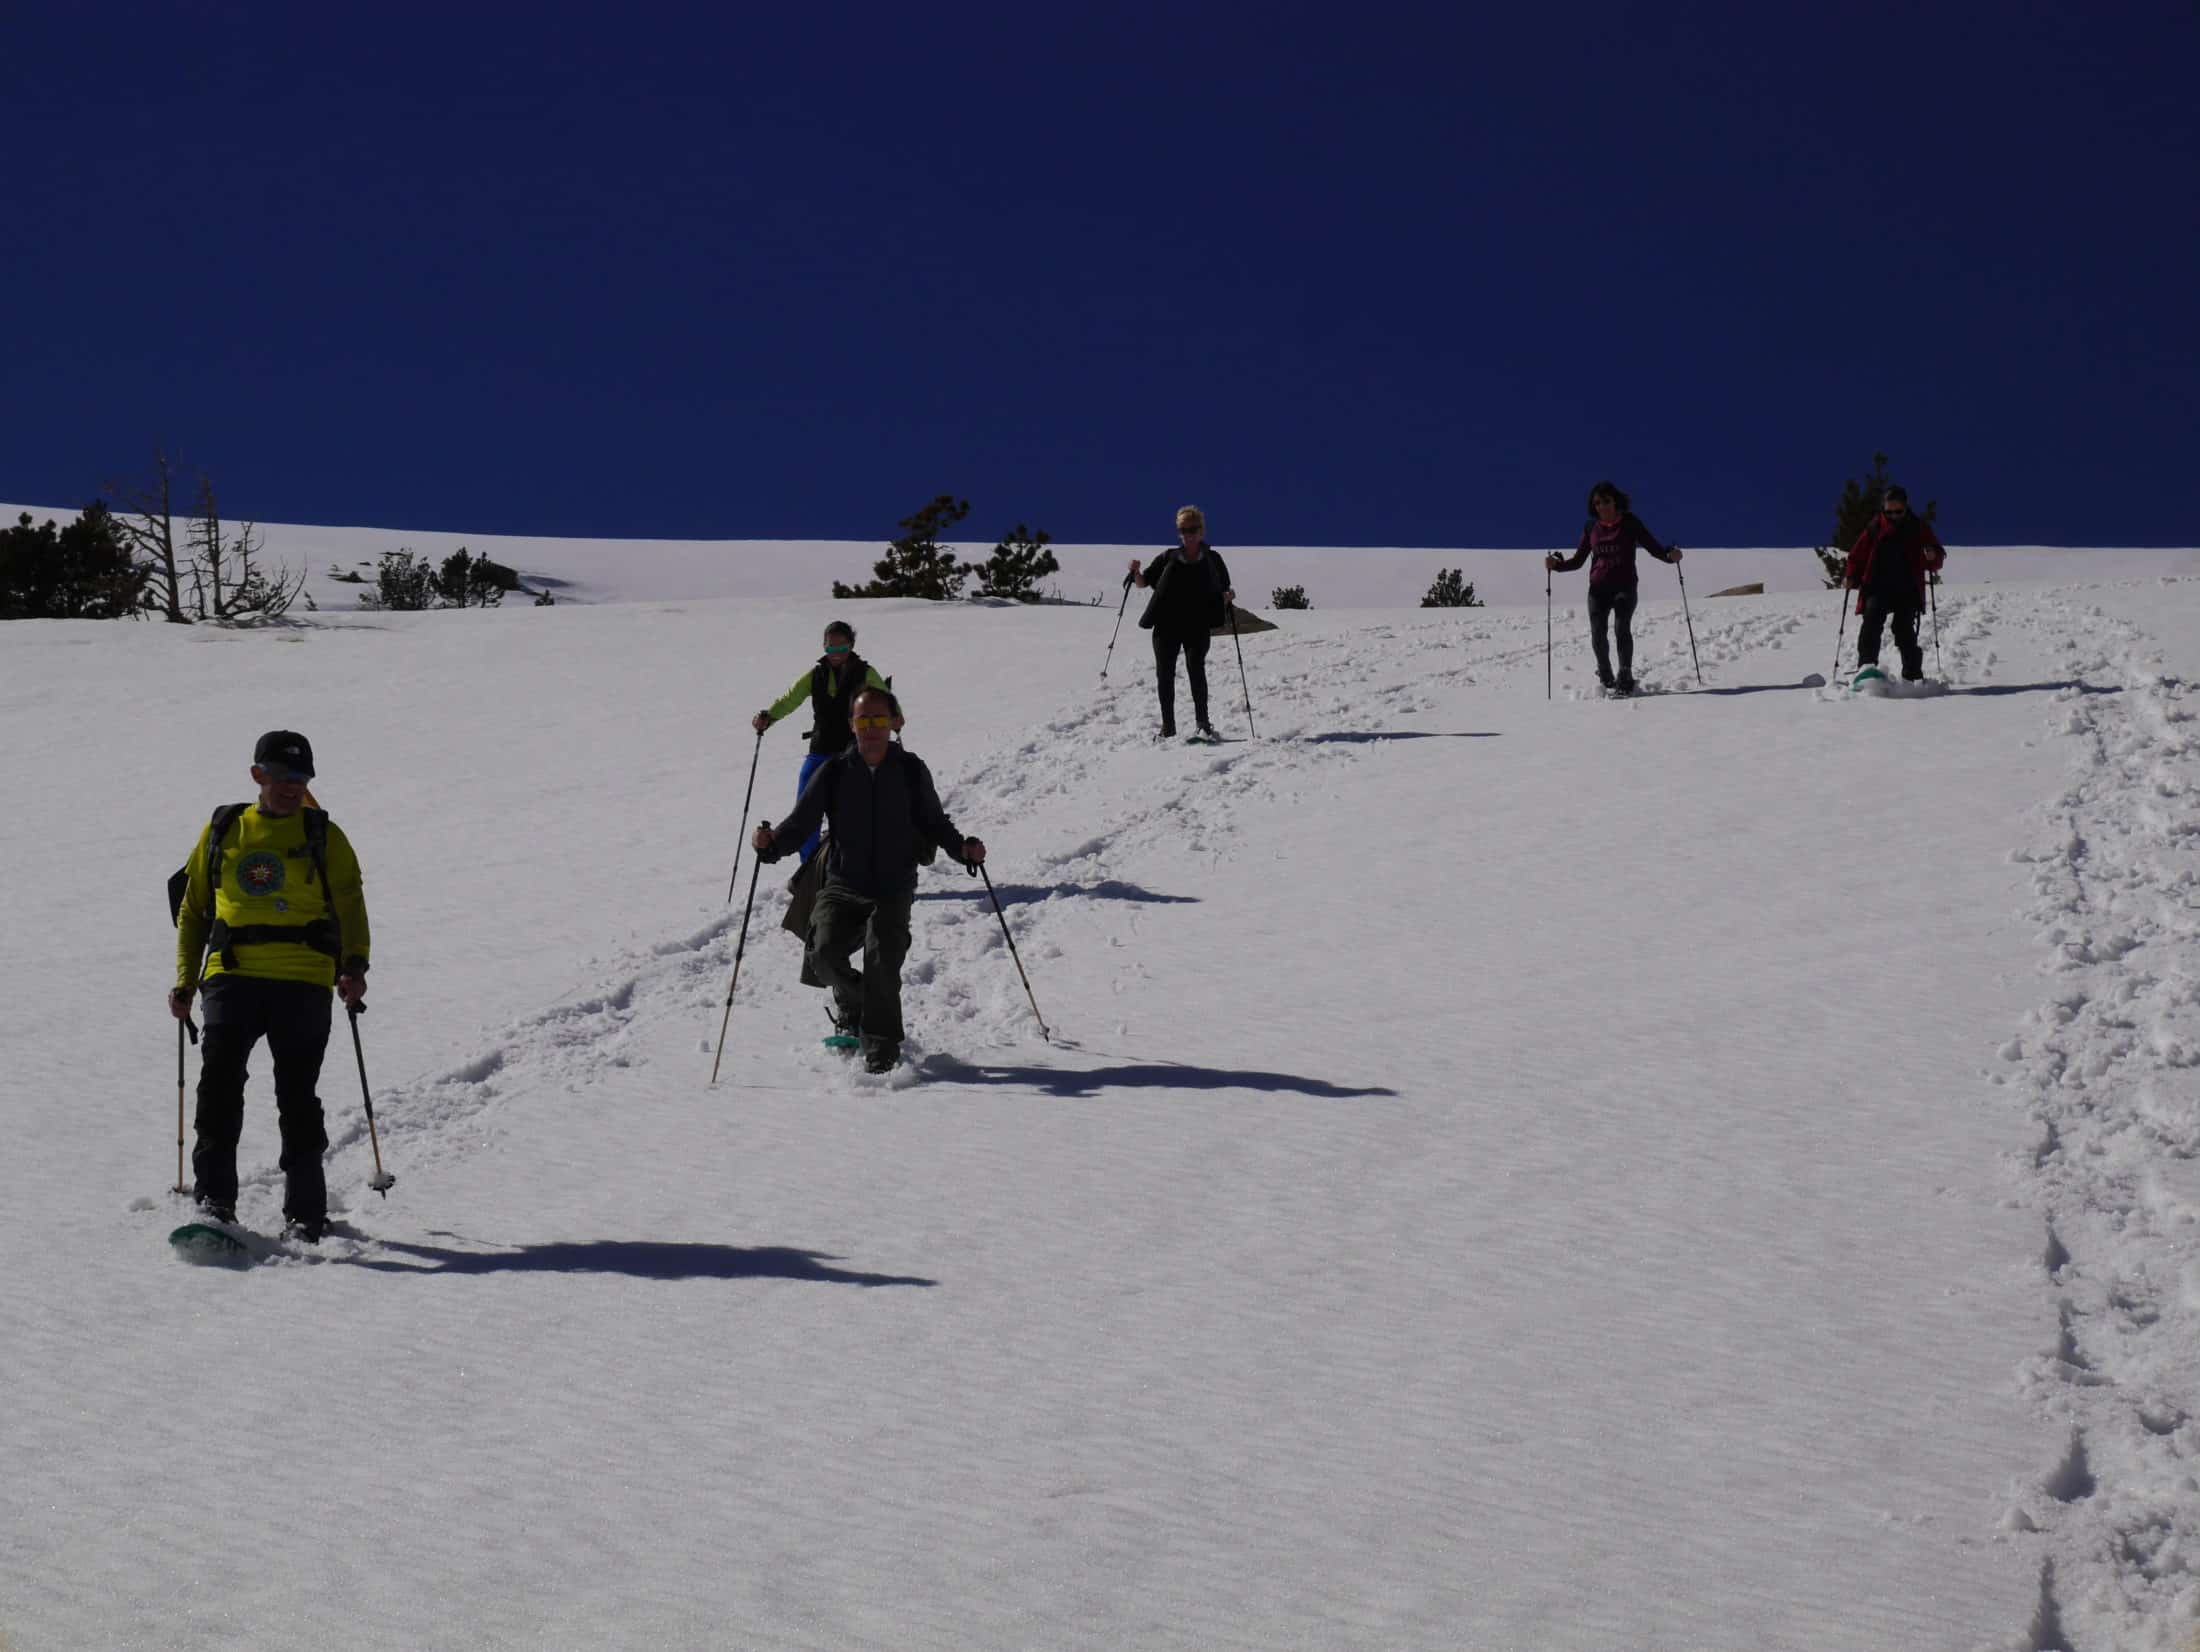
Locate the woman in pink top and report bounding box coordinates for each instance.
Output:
[1545,481,1681,696]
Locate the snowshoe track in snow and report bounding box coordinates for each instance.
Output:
[1995,589,2200,1648]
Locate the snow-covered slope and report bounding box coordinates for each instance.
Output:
[4,545,2197,1650]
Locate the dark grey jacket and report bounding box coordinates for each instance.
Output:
[1138,544,1233,635]
[760,745,969,898]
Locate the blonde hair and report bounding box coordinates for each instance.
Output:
[1175,505,1206,535]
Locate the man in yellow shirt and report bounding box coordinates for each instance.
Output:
[169,731,370,1242]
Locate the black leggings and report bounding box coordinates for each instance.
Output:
[1153,629,1211,727]
[1587,584,1638,681]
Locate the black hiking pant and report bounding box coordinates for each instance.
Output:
[192,975,333,1222]
[807,881,915,1058]
[1856,596,1924,679]
[1587,584,1639,683]
[1152,628,1211,731]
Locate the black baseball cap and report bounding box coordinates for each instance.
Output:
[253,730,315,778]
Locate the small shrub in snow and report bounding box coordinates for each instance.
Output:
[1421,568,1481,607]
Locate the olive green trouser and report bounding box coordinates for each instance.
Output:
[807,881,915,1053]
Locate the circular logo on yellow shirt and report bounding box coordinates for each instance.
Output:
[236,851,286,897]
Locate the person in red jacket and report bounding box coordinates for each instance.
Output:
[1843,486,1947,681]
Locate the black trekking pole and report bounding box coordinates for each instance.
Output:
[1228,603,1255,738]
[1674,551,1703,686]
[710,823,768,1086]
[974,859,1051,1041]
[1927,567,1943,678]
[347,1003,396,1195]
[174,1012,197,1195]
[1545,562,1553,700]
[1100,571,1134,679]
[725,726,765,903]
[1831,583,1851,685]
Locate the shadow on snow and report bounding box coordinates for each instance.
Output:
[923,1053,1397,1100]
[1679,678,2122,699]
[338,1238,934,1286]
[1938,679,2125,698]
[1296,730,1500,743]
[916,878,1196,907]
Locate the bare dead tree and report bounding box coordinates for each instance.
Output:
[107,450,191,623]
[188,476,223,618]
[188,476,304,621]
[224,519,307,621]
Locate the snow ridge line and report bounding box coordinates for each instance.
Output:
[1995,590,2200,1649]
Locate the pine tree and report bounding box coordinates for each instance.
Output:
[1420,568,1481,607]
[359,550,439,610]
[974,523,1058,601]
[1271,584,1311,610]
[435,548,508,608]
[0,505,148,619]
[833,495,973,599]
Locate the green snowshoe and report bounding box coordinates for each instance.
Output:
[169,1221,250,1263]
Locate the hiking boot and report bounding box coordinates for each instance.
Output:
[864,1045,900,1075]
[284,1216,327,1244]
[195,1195,237,1225]
[1158,721,1176,739]
[1596,671,1616,692]
[1195,721,1219,739]
[1615,674,1636,696]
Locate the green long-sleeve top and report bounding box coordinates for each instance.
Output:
[761,653,896,756]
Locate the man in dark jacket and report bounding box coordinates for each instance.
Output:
[1843,486,1947,681]
[753,687,984,1072]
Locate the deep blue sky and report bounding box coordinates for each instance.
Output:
[4,1,2194,548]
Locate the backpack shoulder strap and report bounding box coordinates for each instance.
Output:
[302,806,331,884]
[172,801,247,930]
[302,807,342,963]
[204,802,249,903]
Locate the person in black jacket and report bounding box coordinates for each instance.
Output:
[1127,504,1235,739]
[753,687,985,1073]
